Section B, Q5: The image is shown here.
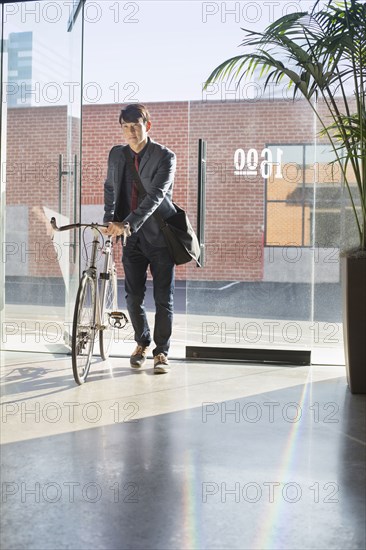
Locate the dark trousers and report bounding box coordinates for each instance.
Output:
[122,232,175,356]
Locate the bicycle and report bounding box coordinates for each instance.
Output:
[50,217,130,385]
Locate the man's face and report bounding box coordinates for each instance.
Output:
[121,117,151,151]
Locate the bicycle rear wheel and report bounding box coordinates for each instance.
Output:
[99,263,118,360]
[72,275,96,385]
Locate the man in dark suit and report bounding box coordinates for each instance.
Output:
[103,104,176,374]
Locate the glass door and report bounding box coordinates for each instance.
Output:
[1,0,84,353]
[185,100,346,365]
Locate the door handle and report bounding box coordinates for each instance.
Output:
[58,153,74,213]
[197,139,207,267]
[58,153,78,263]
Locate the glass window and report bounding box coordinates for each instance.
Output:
[265,144,356,248]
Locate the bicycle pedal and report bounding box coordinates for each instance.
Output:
[108,311,128,329]
[110,311,126,319]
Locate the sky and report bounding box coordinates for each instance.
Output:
[2,0,323,106]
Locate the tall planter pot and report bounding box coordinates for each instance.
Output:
[341,252,366,394]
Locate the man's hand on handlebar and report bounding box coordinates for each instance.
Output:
[102,222,131,244]
[102,222,123,236]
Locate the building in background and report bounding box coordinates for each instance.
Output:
[6,31,33,107]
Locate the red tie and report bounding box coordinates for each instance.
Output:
[131,153,139,211]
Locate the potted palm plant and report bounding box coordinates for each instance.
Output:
[205,0,366,393]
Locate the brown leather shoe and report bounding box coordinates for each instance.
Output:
[130,345,149,368]
[153,353,169,374]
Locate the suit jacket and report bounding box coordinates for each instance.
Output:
[103,138,177,247]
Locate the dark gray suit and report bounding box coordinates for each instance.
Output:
[103,136,176,357]
[103,138,177,246]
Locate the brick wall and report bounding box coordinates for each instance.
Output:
[6,98,319,281]
[6,106,71,278]
[185,99,317,280]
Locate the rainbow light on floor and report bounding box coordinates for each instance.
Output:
[182,448,203,550]
[253,369,313,549]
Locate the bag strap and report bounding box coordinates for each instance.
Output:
[123,147,167,229]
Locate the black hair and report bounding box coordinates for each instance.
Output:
[119,103,150,125]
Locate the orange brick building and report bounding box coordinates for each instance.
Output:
[6,98,339,282]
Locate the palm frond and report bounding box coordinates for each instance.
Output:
[205,0,366,250]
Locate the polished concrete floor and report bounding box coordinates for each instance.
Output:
[1,351,365,550]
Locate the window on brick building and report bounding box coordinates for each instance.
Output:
[265,143,357,248]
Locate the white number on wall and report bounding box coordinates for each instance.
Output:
[234,148,283,178]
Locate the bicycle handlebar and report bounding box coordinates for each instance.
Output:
[50,217,108,232]
[50,217,131,245]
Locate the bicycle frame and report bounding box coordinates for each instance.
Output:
[84,227,113,333]
[50,217,128,384]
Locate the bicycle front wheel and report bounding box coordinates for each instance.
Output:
[72,275,96,385]
[99,264,118,360]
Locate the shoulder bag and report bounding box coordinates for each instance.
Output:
[123,149,201,266]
